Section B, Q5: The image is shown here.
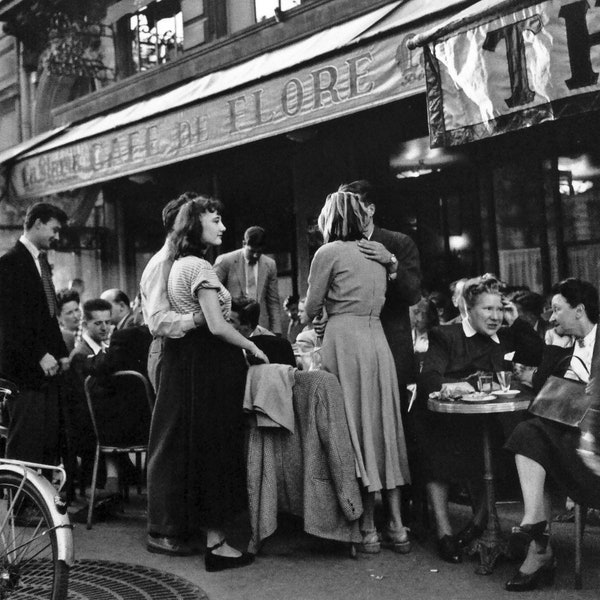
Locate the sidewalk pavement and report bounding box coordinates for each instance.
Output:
[69,492,600,600]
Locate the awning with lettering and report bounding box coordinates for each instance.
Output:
[10,0,470,198]
[0,125,69,165]
[410,0,600,147]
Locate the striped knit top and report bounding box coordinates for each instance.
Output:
[168,255,231,319]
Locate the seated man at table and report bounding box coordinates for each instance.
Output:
[504,278,600,592]
[70,300,152,496]
[230,297,295,366]
[415,276,543,564]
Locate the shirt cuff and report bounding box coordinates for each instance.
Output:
[181,313,196,332]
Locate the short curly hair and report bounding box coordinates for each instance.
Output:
[462,277,502,309]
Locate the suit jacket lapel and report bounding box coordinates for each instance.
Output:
[256,256,266,299]
[235,251,246,294]
[16,241,44,295]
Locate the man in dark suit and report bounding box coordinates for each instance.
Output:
[0,202,68,465]
[339,181,422,407]
[67,299,113,495]
[215,226,282,335]
[101,289,134,331]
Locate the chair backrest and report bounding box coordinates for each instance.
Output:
[84,370,154,447]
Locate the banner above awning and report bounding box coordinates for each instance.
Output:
[411,0,600,147]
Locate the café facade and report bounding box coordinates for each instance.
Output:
[2,0,600,300]
[410,0,600,294]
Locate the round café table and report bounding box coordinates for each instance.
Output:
[428,391,532,575]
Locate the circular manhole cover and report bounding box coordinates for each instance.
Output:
[7,559,207,600]
[67,560,208,600]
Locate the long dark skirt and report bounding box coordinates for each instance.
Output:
[147,328,248,537]
[505,416,600,505]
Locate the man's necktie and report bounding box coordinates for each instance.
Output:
[39,252,58,317]
[246,265,257,300]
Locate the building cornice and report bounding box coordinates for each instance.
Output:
[52,0,395,126]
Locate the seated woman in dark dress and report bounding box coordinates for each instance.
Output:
[415,277,543,564]
[504,278,600,592]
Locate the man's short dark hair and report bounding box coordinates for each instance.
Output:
[553,278,599,323]
[338,180,377,207]
[510,291,545,318]
[83,299,112,321]
[162,191,201,233]
[24,202,68,230]
[243,226,266,247]
[57,288,80,313]
[113,290,131,307]
[283,295,299,309]
[231,296,261,329]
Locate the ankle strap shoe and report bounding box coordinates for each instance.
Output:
[205,540,255,572]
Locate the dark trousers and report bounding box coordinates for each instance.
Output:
[6,383,61,465]
[147,337,163,393]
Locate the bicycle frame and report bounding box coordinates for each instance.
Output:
[0,460,74,567]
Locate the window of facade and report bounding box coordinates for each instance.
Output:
[254,0,301,22]
[129,0,183,73]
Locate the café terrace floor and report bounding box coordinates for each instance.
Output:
[69,490,600,600]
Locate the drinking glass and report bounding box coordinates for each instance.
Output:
[477,372,493,393]
[497,370,512,393]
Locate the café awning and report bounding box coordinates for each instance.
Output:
[410,0,600,147]
[8,0,472,199]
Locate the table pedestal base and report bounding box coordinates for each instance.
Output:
[473,533,509,575]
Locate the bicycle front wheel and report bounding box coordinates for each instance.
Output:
[0,472,68,600]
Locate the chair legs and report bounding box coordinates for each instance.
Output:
[87,445,101,530]
[574,503,588,590]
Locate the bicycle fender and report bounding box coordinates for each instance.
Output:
[0,464,75,566]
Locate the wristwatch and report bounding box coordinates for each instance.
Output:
[388,254,398,267]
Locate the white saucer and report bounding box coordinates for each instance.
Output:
[492,390,520,398]
[461,393,496,402]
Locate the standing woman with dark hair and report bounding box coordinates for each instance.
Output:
[147,195,268,571]
[305,191,412,554]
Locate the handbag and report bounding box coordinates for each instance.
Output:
[528,355,592,427]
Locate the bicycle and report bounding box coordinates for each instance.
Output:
[0,379,74,600]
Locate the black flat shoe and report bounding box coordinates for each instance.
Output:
[437,535,462,564]
[456,521,484,548]
[507,521,547,561]
[505,557,557,592]
[205,540,255,572]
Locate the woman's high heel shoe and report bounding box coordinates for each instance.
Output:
[205,540,254,572]
[505,557,557,592]
[381,526,412,554]
[357,529,381,554]
[507,520,547,561]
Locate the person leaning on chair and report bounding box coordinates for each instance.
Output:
[504,278,600,592]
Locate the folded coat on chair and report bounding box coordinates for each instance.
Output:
[246,369,363,553]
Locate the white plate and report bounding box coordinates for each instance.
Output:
[492,390,520,398]
[461,393,496,402]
